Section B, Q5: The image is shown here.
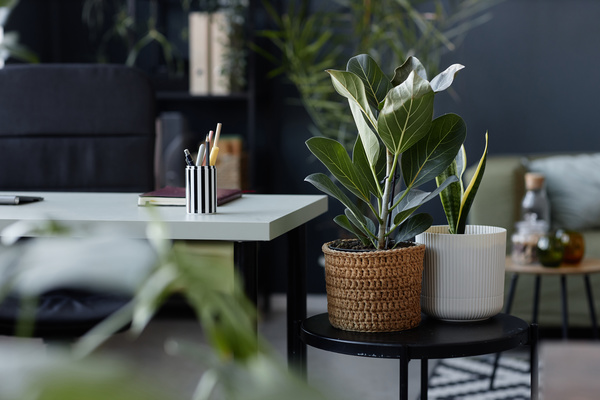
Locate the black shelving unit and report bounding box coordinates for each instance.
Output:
[151,0,258,189]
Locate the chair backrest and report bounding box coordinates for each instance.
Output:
[0,64,156,192]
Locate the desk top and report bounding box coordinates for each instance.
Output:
[505,256,600,275]
[0,192,328,241]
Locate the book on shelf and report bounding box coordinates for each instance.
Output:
[138,186,242,206]
[189,11,232,95]
[189,12,211,95]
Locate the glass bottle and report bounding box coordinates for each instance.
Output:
[521,172,551,226]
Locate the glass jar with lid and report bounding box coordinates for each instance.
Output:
[511,217,549,264]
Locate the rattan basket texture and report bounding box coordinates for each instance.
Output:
[323,240,426,332]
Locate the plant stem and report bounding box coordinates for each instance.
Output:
[378,149,397,249]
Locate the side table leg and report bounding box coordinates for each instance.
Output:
[583,274,599,339]
[560,275,568,339]
[287,225,307,376]
[533,276,541,324]
[490,273,519,389]
[530,323,539,400]
[399,347,409,400]
[420,359,429,400]
[505,273,519,314]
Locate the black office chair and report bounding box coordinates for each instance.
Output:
[0,64,156,339]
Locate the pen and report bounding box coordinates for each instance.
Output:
[210,123,222,166]
[196,144,205,166]
[184,149,194,167]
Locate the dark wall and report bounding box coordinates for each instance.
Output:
[436,0,600,158]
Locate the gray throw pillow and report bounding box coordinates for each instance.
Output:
[528,154,600,230]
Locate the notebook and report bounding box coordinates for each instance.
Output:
[138,186,242,206]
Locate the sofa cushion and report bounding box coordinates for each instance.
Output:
[527,154,600,230]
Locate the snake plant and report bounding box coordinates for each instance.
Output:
[436,133,489,234]
[305,54,469,250]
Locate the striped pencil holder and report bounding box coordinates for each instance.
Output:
[186,166,217,214]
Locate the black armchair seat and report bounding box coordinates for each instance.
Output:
[0,290,131,338]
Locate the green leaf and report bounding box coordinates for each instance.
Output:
[327,69,377,126]
[345,208,377,242]
[377,71,434,155]
[304,173,366,226]
[456,132,488,234]
[333,214,370,246]
[348,101,380,166]
[435,160,463,234]
[394,213,434,243]
[401,113,467,188]
[352,135,380,196]
[391,56,428,86]
[430,64,465,93]
[327,69,380,164]
[346,54,392,109]
[306,137,371,203]
[392,176,459,225]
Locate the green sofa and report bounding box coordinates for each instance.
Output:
[465,154,600,331]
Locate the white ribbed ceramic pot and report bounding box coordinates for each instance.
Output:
[415,225,506,321]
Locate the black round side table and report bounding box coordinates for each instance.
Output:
[301,313,538,400]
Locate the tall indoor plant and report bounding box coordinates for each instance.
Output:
[305,53,467,332]
[416,134,508,321]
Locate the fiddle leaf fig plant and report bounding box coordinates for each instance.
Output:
[305,54,467,250]
[436,132,489,234]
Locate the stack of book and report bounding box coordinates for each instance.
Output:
[189,11,232,95]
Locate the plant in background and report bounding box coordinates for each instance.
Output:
[305,54,467,250]
[435,132,488,234]
[0,0,38,67]
[82,0,247,88]
[256,0,501,150]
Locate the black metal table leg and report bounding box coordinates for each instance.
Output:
[421,359,429,400]
[505,273,519,314]
[560,275,568,339]
[530,323,539,400]
[533,275,541,324]
[234,241,259,307]
[399,347,409,400]
[490,273,520,389]
[287,224,307,376]
[583,274,599,339]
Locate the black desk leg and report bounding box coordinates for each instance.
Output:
[287,224,307,376]
[399,347,409,400]
[530,323,539,400]
[234,241,259,307]
[490,273,520,389]
[583,274,599,339]
[560,275,568,339]
[420,359,429,400]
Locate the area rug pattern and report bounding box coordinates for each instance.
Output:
[420,354,531,400]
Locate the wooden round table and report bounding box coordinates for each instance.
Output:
[505,257,600,338]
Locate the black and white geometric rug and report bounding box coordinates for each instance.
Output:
[420,354,531,400]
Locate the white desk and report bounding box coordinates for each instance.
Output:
[0,191,327,365]
[0,192,327,241]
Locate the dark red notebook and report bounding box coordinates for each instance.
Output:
[138,186,242,206]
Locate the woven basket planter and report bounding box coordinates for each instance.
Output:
[322,240,426,332]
